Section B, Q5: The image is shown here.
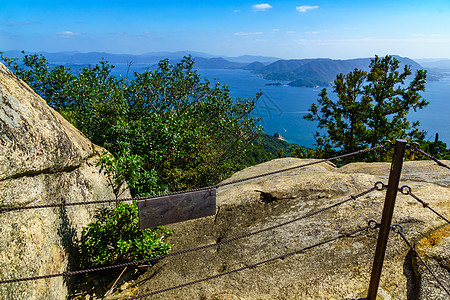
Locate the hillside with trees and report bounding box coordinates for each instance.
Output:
[253,56,427,87]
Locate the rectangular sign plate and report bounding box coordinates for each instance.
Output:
[138,189,216,229]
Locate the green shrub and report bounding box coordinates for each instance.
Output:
[78,202,172,267]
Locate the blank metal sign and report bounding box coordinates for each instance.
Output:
[138,189,216,229]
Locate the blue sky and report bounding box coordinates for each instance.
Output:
[1,0,449,59]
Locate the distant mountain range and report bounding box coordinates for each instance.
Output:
[415,58,450,72]
[1,50,280,65]
[1,50,446,87]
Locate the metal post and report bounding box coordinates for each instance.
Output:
[367,139,407,300]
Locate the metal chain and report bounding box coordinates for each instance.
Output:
[392,224,450,296]
[414,148,450,170]
[0,187,377,284]
[399,186,449,224]
[0,145,384,213]
[128,224,375,299]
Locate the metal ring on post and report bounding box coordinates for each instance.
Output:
[368,220,380,230]
[410,142,420,152]
[374,181,386,191]
[383,140,393,150]
[399,185,411,195]
[391,224,404,233]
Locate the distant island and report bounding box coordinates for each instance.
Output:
[265,82,288,87]
[253,56,443,87]
[2,50,445,88]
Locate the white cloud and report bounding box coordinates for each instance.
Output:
[296,5,319,13]
[286,31,296,34]
[305,31,320,34]
[234,9,241,13]
[234,32,263,36]
[253,4,272,11]
[57,31,81,38]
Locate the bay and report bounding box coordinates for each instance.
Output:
[110,65,449,149]
[197,69,450,148]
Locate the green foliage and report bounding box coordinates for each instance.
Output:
[95,149,163,199]
[234,134,314,169]
[78,202,172,267]
[304,55,428,162]
[1,53,262,194]
[277,149,284,158]
[234,143,273,168]
[291,147,304,158]
[121,58,262,190]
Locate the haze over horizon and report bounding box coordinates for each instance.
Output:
[1,1,450,60]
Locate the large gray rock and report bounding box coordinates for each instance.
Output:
[0,62,130,299]
[131,158,449,300]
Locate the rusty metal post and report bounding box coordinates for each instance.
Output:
[367,139,407,299]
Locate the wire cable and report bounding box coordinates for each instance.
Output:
[0,187,377,284]
[399,185,449,224]
[128,224,374,299]
[413,148,450,170]
[0,145,384,213]
[392,225,450,296]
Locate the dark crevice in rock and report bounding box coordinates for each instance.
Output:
[439,259,450,271]
[0,164,85,211]
[143,261,167,281]
[1,165,79,181]
[217,265,227,273]
[0,160,88,182]
[215,236,223,252]
[255,190,279,204]
[403,249,421,300]
[58,204,78,290]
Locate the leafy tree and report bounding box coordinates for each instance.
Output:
[1,53,262,193]
[121,58,262,190]
[95,149,161,200]
[304,55,428,161]
[291,147,304,158]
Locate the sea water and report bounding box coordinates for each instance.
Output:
[111,65,449,148]
[197,69,450,148]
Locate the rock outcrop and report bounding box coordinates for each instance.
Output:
[273,132,284,141]
[0,62,130,299]
[131,158,449,300]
